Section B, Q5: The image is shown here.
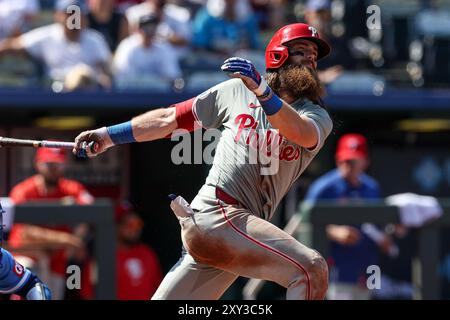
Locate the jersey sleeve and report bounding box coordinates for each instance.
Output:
[0,248,32,294]
[298,103,333,153]
[174,79,237,131]
[19,25,49,60]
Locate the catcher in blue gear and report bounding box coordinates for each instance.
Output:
[0,201,52,300]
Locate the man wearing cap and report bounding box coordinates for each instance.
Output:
[7,147,93,299]
[113,11,182,85]
[10,147,94,205]
[303,0,355,84]
[304,133,391,299]
[0,0,112,88]
[115,203,163,300]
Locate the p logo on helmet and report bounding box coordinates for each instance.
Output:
[308,26,318,37]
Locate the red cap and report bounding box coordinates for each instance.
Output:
[115,201,144,229]
[335,134,368,162]
[35,147,67,164]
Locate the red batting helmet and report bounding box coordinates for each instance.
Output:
[265,23,331,70]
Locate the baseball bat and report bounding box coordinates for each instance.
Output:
[0,137,75,149]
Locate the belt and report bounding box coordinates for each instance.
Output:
[215,188,239,205]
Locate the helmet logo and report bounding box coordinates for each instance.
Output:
[308,26,318,37]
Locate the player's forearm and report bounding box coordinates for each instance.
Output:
[0,38,26,58]
[18,225,82,248]
[131,107,177,142]
[266,102,318,148]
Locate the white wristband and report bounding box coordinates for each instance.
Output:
[254,78,268,97]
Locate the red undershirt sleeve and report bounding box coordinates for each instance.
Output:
[173,97,197,132]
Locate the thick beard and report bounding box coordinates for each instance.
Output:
[266,64,324,103]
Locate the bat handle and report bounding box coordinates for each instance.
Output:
[76,141,98,159]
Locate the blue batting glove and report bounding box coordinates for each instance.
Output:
[221,57,272,99]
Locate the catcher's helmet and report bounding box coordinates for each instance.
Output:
[265,23,331,70]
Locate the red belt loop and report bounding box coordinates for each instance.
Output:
[216,188,239,205]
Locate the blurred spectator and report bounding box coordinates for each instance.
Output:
[415,0,450,38]
[414,0,450,86]
[116,202,163,300]
[115,0,144,13]
[192,0,261,55]
[303,133,393,300]
[303,0,354,84]
[126,0,192,60]
[0,0,112,89]
[113,12,182,84]
[249,0,286,30]
[87,0,129,50]
[8,147,94,299]
[0,0,40,39]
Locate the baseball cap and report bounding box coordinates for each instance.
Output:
[335,134,369,162]
[306,0,331,11]
[55,0,88,14]
[35,147,67,164]
[115,201,144,229]
[115,201,134,222]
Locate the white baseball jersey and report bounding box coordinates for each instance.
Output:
[186,79,333,220]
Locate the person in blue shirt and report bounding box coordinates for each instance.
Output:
[192,0,261,54]
[304,133,390,299]
[0,202,52,300]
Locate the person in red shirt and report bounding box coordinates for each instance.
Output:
[10,147,94,205]
[116,203,163,300]
[8,147,94,299]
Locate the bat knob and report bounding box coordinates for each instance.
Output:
[76,148,88,159]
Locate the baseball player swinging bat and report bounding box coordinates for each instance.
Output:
[72,23,333,300]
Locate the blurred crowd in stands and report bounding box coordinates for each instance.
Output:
[0,0,450,93]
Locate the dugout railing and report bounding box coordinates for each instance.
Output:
[13,200,116,300]
[308,201,450,300]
